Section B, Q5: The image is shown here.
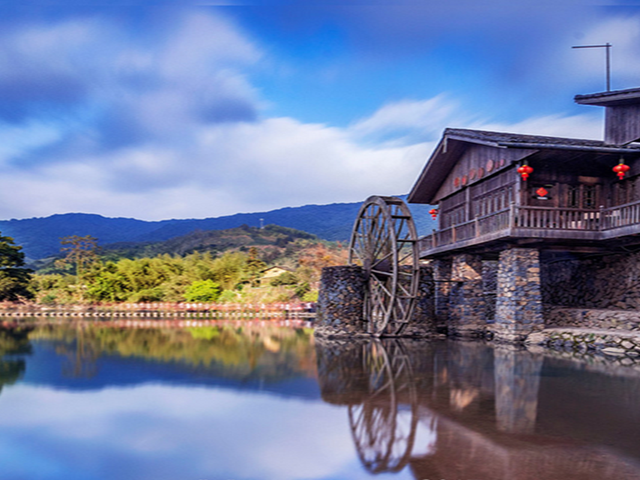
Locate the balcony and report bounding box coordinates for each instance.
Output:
[419,200,640,257]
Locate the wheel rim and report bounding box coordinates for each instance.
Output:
[349,196,419,336]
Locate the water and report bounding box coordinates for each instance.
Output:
[0,322,640,480]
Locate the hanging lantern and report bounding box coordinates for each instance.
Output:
[517,163,534,181]
[613,159,630,180]
[429,208,438,220]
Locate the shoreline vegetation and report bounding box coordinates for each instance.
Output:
[0,225,347,309]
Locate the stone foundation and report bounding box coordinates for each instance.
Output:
[316,247,640,345]
[526,327,640,358]
[316,265,367,337]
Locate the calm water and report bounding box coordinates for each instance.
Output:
[0,322,640,480]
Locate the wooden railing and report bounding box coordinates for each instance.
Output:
[514,206,600,231]
[426,208,512,249]
[601,200,640,230]
[423,199,640,252]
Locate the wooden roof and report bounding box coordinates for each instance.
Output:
[408,128,640,204]
[575,87,640,107]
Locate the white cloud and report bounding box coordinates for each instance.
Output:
[349,95,462,144]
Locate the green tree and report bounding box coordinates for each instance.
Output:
[211,252,247,290]
[85,262,130,302]
[184,279,222,302]
[0,232,32,301]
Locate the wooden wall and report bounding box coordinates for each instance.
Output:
[432,144,535,204]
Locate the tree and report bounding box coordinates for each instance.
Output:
[184,279,222,302]
[57,235,100,282]
[0,232,32,301]
[245,247,267,287]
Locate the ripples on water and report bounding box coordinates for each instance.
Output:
[0,320,639,479]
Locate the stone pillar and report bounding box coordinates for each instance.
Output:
[494,248,543,343]
[432,258,452,333]
[315,265,366,337]
[493,346,543,434]
[448,254,486,337]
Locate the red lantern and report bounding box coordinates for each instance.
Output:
[517,164,534,181]
[429,208,438,220]
[613,160,630,180]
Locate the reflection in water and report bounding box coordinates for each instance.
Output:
[316,337,640,480]
[0,322,640,479]
[27,323,317,384]
[0,326,31,393]
[348,341,419,474]
[493,346,543,434]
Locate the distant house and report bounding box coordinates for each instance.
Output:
[260,266,294,286]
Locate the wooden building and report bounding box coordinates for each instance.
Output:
[406,87,640,342]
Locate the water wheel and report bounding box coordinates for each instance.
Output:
[348,340,418,474]
[348,196,420,336]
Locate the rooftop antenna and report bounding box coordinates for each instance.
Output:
[572,43,612,91]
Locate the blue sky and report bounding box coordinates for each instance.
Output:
[1,1,640,220]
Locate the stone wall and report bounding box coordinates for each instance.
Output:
[448,254,486,337]
[431,259,453,333]
[482,260,498,323]
[541,250,640,310]
[403,266,436,337]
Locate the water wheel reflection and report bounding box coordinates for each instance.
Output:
[348,340,418,474]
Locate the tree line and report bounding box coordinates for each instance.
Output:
[0,231,347,305]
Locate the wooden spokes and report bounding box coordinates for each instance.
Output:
[348,196,419,336]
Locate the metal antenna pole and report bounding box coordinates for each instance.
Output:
[572,43,612,91]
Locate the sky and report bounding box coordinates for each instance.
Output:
[2,0,640,221]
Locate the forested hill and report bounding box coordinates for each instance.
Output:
[0,199,436,261]
[103,224,320,260]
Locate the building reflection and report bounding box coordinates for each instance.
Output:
[315,337,640,480]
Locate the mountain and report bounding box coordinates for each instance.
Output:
[0,198,437,261]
